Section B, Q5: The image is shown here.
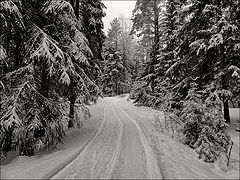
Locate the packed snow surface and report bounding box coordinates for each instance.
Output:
[1,96,239,179]
[52,97,161,179]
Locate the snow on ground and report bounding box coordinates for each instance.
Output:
[229,108,240,122]
[1,96,239,179]
[1,98,106,179]
[51,97,161,179]
[117,96,239,179]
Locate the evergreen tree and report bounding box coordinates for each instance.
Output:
[106,18,122,50]
[0,0,99,157]
[79,0,106,84]
[131,0,155,51]
[166,0,240,122]
[131,0,166,93]
[102,49,129,96]
[130,0,237,163]
[102,18,131,96]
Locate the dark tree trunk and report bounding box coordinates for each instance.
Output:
[68,93,77,128]
[221,74,230,123]
[75,0,80,20]
[149,0,159,93]
[115,39,118,50]
[153,0,159,56]
[14,31,22,70]
[223,100,230,123]
[220,47,231,123]
[70,0,75,8]
[40,71,50,98]
[70,0,79,20]
[151,81,155,93]
[19,132,34,156]
[116,82,118,95]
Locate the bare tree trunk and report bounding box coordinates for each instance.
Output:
[220,44,230,123]
[223,99,230,123]
[150,0,159,94]
[40,70,50,98]
[70,0,79,19]
[68,93,77,128]
[15,31,22,70]
[75,0,80,20]
[153,0,159,55]
[70,0,75,8]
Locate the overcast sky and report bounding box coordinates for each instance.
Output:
[102,1,136,33]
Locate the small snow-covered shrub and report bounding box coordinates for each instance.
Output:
[154,113,182,139]
[180,87,232,163]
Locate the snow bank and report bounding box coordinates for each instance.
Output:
[1,99,105,179]
[230,108,239,122]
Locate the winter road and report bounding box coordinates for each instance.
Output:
[51,97,162,179]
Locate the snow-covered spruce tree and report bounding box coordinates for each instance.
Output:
[142,0,181,108]
[134,0,164,93]
[102,47,130,96]
[103,49,130,95]
[130,0,180,108]
[79,0,106,85]
[180,84,232,163]
[42,0,100,128]
[130,43,146,83]
[161,1,239,162]
[105,18,122,50]
[130,0,161,95]
[131,0,156,57]
[130,0,185,110]
[102,17,132,96]
[156,0,179,78]
[0,0,99,157]
[166,0,240,122]
[0,2,68,155]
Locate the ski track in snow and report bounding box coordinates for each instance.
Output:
[51,97,162,179]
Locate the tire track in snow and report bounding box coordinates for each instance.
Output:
[51,99,124,179]
[51,97,162,179]
[111,103,148,179]
[114,100,162,179]
[44,103,107,180]
[116,99,167,179]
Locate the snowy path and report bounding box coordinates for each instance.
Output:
[2,96,238,179]
[51,97,162,179]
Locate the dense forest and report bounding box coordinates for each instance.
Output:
[1,0,239,164]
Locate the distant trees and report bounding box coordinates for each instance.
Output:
[105,18,122,50]
[102,49,130,95]
[131,0,165,92]
[102,17,132,96]
[0,0,104,157]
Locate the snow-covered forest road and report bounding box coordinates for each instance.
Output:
[52,97,162,179]
[2,96,239,179]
